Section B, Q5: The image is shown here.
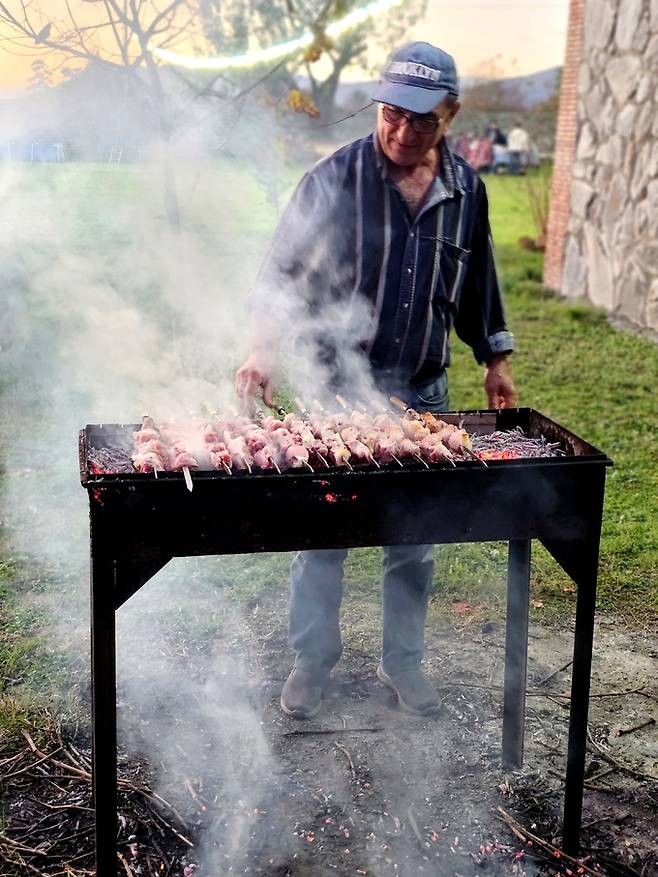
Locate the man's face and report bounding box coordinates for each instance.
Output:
[377,99,459,168]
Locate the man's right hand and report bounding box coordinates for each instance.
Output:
[235,356,277,412]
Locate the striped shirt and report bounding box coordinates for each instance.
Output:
[253,132,514,389]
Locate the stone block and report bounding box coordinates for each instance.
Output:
[576,122,597,160]
[630,141,652,200]
[647,179,658,213]
[634,199,651,237]
[637,102,654,140]
[615,263,647,325]
[614,0,644,50]
[647,34,658,64]
[596,135,624,165]
[615,103,637,138]
[635,75,651,105]
[632,12,650,52]
[584,0,616,49]
[605,55,642,104]
[603,173,628,229]
[578,62,591,94]
[563,236,586,298]
[584,225,614,310]
[571,180,595,218]
[583,83,607,125]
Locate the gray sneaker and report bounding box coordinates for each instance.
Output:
[280,668,325,719]
[377,664,440,716]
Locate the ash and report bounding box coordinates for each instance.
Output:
[88,444,134,474]
[471,427,566,459]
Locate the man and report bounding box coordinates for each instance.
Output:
[507,121,530,175]
[235,42,516,720]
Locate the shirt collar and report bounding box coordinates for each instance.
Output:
[372,132,463,196]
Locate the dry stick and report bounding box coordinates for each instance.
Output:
[537,658,573,687]
[283,727,383,737]
[334,741,356,780]
[0,846,48,877]
[615,717,656,737]
[496,806,607,877]
[406,807,425,848]
[23,730,191,835]
[2,747,63,779]
[587,728,658,782]
[118,851,136,877]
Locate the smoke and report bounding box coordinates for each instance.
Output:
[0,66,384,874]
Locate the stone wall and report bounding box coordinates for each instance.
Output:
[545,0,658,334]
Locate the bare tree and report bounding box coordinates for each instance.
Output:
[200,0,427,123]
[0,0,207,226]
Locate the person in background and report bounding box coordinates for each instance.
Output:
[468,133,493,173]
[507,121,530,175]
[484,120,507,147]
[452,130,472,162]
[235,41,516,721]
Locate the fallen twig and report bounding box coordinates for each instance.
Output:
[537,659,573,687]
[118,850,136,877]
[614,717,655,737]
[496,806,607,877]
[283,727,383,736]
[406,807,425,848]
[587,728,658,782]
[334,742,356,780]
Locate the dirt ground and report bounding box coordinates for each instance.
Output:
[115,584,658,877]
[3,584,657,877]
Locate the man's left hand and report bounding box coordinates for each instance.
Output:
[484,355,517,408]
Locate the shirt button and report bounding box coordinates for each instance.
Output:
[410,232,415,238]
[394,338,401,344]
[403,303,409,309]
[406,267,413,274]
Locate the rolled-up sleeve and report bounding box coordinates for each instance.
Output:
[454,182,515,364]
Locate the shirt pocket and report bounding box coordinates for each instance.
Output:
[420,237,472,312]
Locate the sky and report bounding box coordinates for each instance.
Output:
[0,0,570,92]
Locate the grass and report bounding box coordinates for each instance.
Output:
[1,159,657,739]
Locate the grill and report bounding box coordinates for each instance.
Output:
[79,407,612,876]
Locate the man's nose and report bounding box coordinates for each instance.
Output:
[397,118,419,141]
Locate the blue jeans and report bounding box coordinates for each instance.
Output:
[289,372,449,677]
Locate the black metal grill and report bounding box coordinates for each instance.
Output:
[80,407,612,876]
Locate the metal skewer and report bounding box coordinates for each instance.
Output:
[367,452,381,469]
[462,446,488,467]
[302,461,315,473]
[316,453,330,469]
[388,395,407,413]
[182,466,194,492]
[294,397,311,418]
[389,453,404,468]
[413,454,430,469]
[270,458,281,475]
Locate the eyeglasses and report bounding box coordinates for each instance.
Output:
[381,104,442,135]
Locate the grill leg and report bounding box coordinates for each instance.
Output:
[502,539,531,769]
[562,562,598,855]
[91,550,118,877]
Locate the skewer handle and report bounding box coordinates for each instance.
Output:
[389,395,408,413]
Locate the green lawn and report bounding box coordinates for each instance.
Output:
[1,159,657,739]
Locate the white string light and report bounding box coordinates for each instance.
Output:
[151,0,405,70]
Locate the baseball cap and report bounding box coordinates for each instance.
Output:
[372,42,460,114]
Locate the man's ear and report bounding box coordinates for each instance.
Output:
[450,101,461,122]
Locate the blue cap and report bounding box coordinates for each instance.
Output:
[372,42,460,114]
